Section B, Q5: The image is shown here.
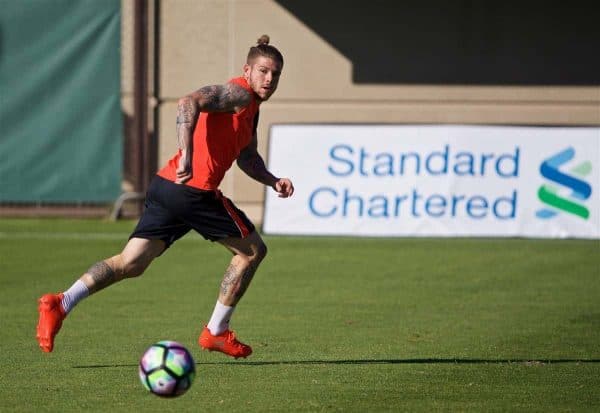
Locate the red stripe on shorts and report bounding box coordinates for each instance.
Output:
[217,191,250,238]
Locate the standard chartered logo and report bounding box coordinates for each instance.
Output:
[536,147,592,219]
[309,144,519,220]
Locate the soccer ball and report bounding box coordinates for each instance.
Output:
[138,340,196,397]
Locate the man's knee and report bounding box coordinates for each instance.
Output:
[114,238,164,278]
[256,241,268,262]
[106,254,148,278]
[248,241,268,269]
[232,241,267,271]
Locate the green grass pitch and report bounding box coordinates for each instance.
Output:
[1,218,599,412]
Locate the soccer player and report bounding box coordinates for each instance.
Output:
[36,35,293,359]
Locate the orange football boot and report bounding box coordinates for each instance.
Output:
[36,293,66,353]
[198,326,252,359]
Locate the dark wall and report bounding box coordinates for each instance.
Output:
[276,0,600,85]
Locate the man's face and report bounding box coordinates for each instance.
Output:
[244,56,282,101]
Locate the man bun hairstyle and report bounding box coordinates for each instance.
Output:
[247,34,284,66]
[257,34,270,45]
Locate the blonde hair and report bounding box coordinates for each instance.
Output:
[247,35,284,66]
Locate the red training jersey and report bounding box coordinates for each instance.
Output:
[157,76,260,190]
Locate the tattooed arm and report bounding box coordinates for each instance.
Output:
[237,118,294,198]
[174,83,252,183]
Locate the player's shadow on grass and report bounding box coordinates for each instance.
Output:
[207,358,600,366]
[73,358,600,368]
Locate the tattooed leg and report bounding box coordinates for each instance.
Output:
[79,238,165,295]
[82,258,120,294]
[219,257,260,306]
[216,231,268,307]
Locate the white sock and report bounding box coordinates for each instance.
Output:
[207,301,235,335]
[61,280,89,314]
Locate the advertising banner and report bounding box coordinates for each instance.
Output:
[263,125,599,238]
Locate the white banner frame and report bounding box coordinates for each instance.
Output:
[263,124,599,239]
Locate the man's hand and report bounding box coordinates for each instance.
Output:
[274,178,294,198]
[175,150,192,184]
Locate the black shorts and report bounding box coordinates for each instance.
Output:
[130,175,255,247]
